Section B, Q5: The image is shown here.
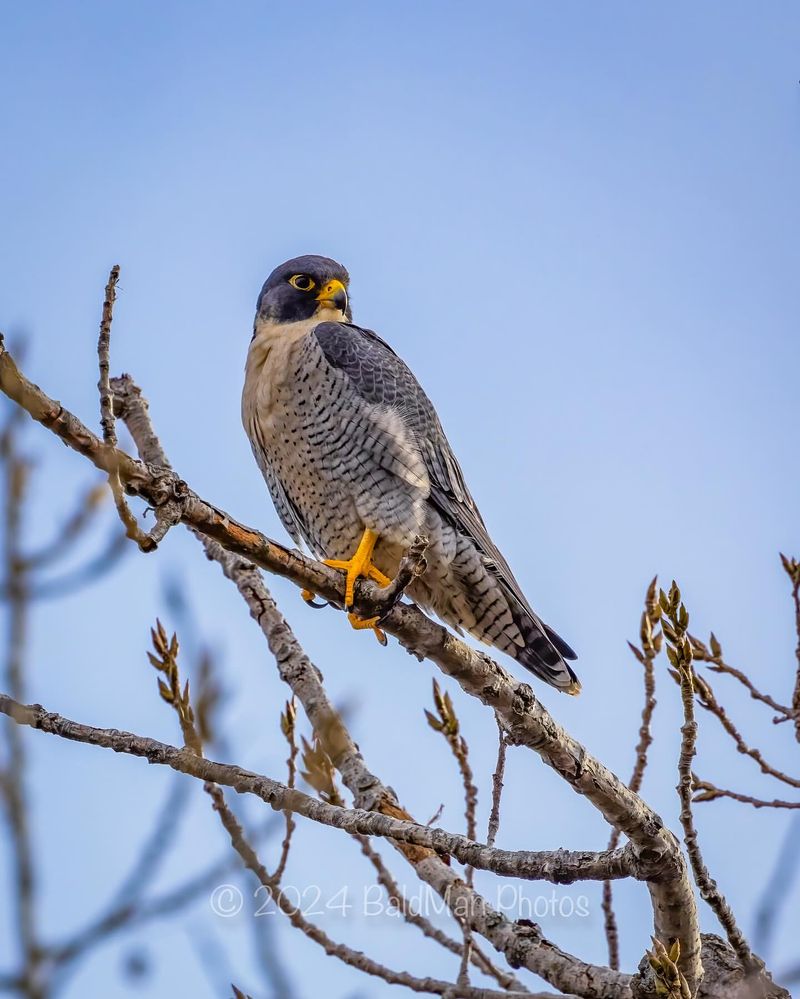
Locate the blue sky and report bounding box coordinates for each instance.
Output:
[1,3,799,996]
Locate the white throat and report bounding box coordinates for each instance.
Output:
[243,308,346,422]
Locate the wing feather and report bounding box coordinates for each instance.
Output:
[313,321,578,675]
[313,323,576,658]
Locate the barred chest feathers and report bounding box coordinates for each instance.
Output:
[242,318,429,496]
[242,317,431,562]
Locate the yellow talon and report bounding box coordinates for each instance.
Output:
[367,564,392,587]
[302,529,392,643]
[347,612,387,645]
[322,528,389,609]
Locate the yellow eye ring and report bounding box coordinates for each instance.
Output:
[289,274,316,291]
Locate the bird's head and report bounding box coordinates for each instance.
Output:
[255,255,351,326]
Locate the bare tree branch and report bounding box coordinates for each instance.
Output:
[197,548,625,996]
[206,781,559,999]
[0,692,645,892]
[356,835,530,993]
[110,373,621,998]
[146,641,553,999]
[0,340,701,990]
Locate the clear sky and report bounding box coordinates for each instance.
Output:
[1,3,799,997]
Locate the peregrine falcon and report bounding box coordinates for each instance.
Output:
[242,255,579,694]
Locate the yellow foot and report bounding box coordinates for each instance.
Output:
[347,612,387,646]
[322,528,390,609]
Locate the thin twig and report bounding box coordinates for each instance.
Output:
[425,679,479,851]
[94,274,179,553]
[661,583,756,973]
[603,577,660,970]
[97,265,120,447]
[95,267,155,550]
[425,674,479,986]
[356,835,529,993]
[781,554,800,744]
[110,375,171,467]
[206,782,543,999]
[272,699,298,884]
[600,882,619,974]
[457,931,473,992]
[107,465,151,547]
[486,715,508,849]
[691,778,800,810]
[690,633,792,718]
[676,668,752,965]
[684,670,800,789]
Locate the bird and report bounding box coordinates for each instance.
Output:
[241,254,579,694]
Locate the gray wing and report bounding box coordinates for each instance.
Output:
[312,322,576,660]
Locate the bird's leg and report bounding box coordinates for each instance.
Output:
[301,528,391,644]
[322,528,390,609]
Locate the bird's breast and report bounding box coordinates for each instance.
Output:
[242,318,320,439]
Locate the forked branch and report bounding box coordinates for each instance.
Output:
[0,338,701,991]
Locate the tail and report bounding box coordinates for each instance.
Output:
[435,529,580,694]
[511,603,581,695]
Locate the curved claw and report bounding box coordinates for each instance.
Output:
[347,612,387,646]
[301,588,330,609]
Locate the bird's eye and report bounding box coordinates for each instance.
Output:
[288,274,315,291]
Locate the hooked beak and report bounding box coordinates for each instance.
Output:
[316,279,348,313]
